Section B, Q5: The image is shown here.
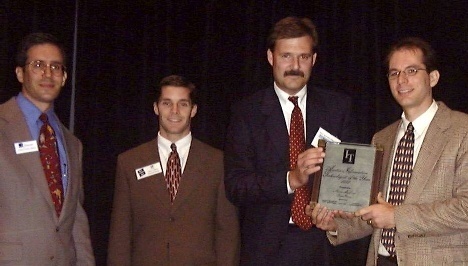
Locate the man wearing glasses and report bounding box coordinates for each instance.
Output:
[0,33,95,265]
[310,37,468,265]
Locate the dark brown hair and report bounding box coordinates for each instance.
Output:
[267,16,318,52]
[156,75,198,104]
[16,32,67,67]
[385,37,438,72]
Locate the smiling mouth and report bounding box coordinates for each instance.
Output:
[398,88,414,94]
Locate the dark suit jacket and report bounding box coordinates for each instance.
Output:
[224,86,362,265]
[0,98,95,265]
[108,138,240,266]
[330,102,468,265]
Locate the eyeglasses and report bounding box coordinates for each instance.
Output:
[25,60,66,77]
[387,67,426,80]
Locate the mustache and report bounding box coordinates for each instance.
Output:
[284,70,305,77]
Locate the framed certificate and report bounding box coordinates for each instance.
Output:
[310,140,384,212]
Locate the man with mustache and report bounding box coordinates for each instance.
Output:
[224,17,368,265]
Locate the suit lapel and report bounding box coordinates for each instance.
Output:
[171,139,204,210]
[305,90,324,146]
[405,103,450,203]
[374,122,400,199]
[59,127,77,221]
[0,99,57,216]
[143,140,172,210]
[260,89,289,162]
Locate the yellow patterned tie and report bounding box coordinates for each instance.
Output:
[38,113,64,217]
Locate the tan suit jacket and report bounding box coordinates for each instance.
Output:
[330,102,468,265]
[107,138,240,266]
[0,98,95,265]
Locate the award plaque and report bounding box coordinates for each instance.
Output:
[310,139,383,212]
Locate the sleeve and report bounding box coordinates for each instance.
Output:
[107,155,132,266]
[328,217,373,246]
[224,105,291,206]
[215,165,241,266]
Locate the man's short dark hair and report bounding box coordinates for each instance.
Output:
[385,37,438,72]
[16,32,67,67]
[267,16,318,52]
[156,75,198,105]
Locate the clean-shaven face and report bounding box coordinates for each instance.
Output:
[154,85,197,142]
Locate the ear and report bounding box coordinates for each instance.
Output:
[267,49,273,66]
[190,104,198,118]
[62,71,68,87]
[312,53,317,66]
[15,67,24,83]
[153,102,159,116]
[429,70,440,87]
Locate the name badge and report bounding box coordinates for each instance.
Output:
[14,140,39,154]
[135,163,162,180]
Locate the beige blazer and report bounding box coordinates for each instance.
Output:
[330,102,468,265]
[0,98,95,265]
[107,138,240,266]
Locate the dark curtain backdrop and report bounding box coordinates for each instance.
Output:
[1,1,467,265]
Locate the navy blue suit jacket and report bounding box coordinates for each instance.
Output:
[224,86,362,265]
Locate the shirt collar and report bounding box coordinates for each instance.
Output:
[401,100,438,138]
[273,82,307,107]
[157,132,192,152]
[17,92,56,120]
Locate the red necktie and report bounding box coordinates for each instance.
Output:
[381,122,414,257]
[289,96,313,230]
[38,113,64,217]
[165,143,182,203]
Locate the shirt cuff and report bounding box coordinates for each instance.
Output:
[286,171,294,194]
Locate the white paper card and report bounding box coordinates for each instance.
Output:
[311,127,341,147]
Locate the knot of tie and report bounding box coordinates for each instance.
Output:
[407,122,414,133]
[288,96,299,107]
[39,113,49,123]
[170,143,177,152]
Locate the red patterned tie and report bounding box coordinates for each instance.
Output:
[38,113,64,217]
[381,122,414,257]
[165,143,181,203]
[289,96,313,230]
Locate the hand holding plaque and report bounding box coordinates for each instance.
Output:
[310,139,383,212]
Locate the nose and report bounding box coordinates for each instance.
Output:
[292,56,300,70]
[397,71,407,84]
[171,104,179,114]
[42,65,53,77]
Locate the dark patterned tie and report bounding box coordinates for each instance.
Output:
[289,96,313,230]
[165,143,181,203]
[381,122,414,257]
[38,113,64,217]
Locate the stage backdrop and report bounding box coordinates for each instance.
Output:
[1,1,467,265]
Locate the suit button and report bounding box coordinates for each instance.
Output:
[169,217,175,222]
[49,256,55,260]
[56,227,60,232]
